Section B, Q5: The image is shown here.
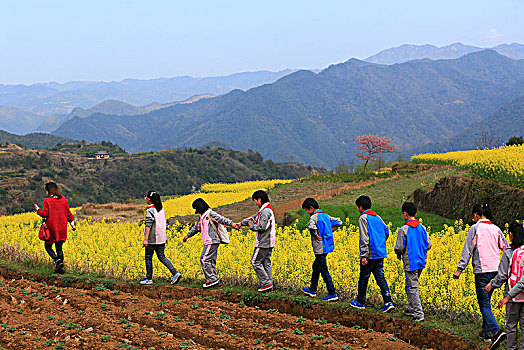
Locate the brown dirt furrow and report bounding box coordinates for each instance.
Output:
[0,271,422,350]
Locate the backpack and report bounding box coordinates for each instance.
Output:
[508,246,524,302]
[208,214,230,244]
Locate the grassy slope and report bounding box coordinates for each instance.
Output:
[285,167,460,231]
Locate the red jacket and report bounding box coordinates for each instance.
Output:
[37,196,74,243]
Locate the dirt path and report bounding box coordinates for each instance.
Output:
[0,273,420,350]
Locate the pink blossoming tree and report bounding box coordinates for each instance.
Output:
[355,134,399,171]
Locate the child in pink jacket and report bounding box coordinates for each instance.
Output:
[453,204,508,346]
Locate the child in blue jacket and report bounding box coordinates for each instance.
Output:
[394,202,432,322]
[350,196,394,312]
[301,198,342,301]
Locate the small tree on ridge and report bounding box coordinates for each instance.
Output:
[355,134,399,171]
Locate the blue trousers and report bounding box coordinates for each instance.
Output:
[357,258,392,305]
[310,253,336,295]
[474,271,500,336]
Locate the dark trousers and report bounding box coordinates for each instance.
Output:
[310,253,336,295]
[474,271,500,336]
[357,258,392,305]
[145,244,178,280]
[44,240,64,262]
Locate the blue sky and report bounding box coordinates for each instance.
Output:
[1,0,523,84]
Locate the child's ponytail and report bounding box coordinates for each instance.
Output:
[472,203,492,220]
[146,191,163,212]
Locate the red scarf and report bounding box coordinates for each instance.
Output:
[406,219,420,228]
[364,209,377,216]
[251,203,273,224]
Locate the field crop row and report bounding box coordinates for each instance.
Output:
[412,144,524,188]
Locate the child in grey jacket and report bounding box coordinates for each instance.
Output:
[140,191,180,285]
[236,190,276,292]
[494,222,524,350]
[183,198,235,288]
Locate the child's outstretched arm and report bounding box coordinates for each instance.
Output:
[454,225,476,278]
[240,214,256,228]
[500,274,524,308]
[486,249,511,292]
[183,222,200,242]
[249,210,271,232]
[209,210,234,227]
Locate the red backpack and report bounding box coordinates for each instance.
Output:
[509,247,524,302]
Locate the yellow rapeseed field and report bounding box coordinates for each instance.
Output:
[412,144,524,188]
[0,179,508,322]
[162,179,291,217]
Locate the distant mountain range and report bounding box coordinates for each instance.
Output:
[52,50,524,168]
[36,94,214,132]
[0,106,49,135]
[0,69,295,131]
[365,42,524,65]
[2,42,523,136]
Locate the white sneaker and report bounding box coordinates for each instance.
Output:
[140,279,153,285]
[203,280,219,288]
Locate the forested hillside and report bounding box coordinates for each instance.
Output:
[0,145,315,215]
[0,130,75,150]
[414,94,524,153]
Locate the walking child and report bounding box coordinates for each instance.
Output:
[35,182,76,274]
[493,222,524,350]
[394,202,432,322]
[453,204,508,345]
[140,191,181,285]
[350,195,394,312]
[301,198,342,301]
[183,198,235,288]
[236,190,276,292]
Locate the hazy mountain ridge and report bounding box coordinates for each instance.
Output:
[0,106,49,135]
[0,69,295,118]
[52,50,524,168]
[365,42,524,65]
[36,97,201,132]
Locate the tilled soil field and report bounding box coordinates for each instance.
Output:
[0,274,421,350]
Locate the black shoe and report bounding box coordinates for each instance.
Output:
[489,330,506,350]
[54,259,64,274]
[479,331,491,342]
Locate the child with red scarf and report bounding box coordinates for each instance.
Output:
[394,202,432,322]
[235,190,276,292]
[350,195,394,313]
